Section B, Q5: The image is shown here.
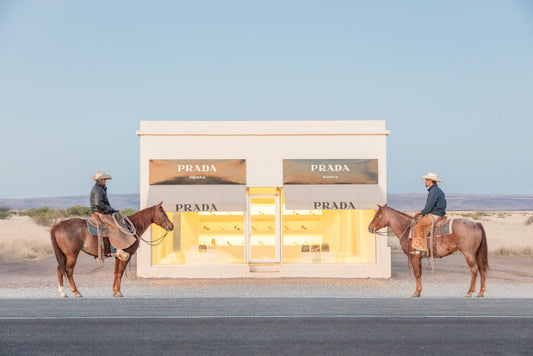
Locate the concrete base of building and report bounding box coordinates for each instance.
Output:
[137,247,391,279]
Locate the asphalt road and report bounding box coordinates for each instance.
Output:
[1,298,532,355]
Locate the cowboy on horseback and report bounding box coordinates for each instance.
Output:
[90,171,129,260]
[411,172,447,256]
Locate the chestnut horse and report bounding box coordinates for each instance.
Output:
[50,202,173,297]
[368,204,488,298]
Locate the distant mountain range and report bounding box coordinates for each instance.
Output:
[1,193,532,211]
[0,194,140,211]
[387,194,533,211]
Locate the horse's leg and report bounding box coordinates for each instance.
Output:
[463,252,478,297]
[411,255,423,297]
[477,263,486,298]
[56,266,67,298]
[476,224,488,298]
[112,257,130,297]
[65,255,82,297]
[476,251,486,297]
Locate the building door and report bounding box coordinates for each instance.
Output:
[247,192,281,263]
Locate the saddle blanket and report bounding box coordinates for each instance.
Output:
[409,218,454,239]
[85,219,107,237]
[86,216,136,250]
[435,219,453,236]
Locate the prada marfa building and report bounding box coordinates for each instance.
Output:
[137,121,390,278]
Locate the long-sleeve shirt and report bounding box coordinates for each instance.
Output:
[90,182,117,214]
[421,184,446,217]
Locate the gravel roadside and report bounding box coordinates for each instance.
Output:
[1,252,532,299]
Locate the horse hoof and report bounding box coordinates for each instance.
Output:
[75,293,83,298]
[411,293,421,298]
[477,294,484,298]
[464,294,472,297]
[60,294,67,298]
[113,293,123,297]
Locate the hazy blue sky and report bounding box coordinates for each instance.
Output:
[1,1,532,199]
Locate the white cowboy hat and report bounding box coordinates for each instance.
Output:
[421,172,442,182]
[91,171,112,181]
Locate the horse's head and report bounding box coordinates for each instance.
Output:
[368,204,389,233]
[154,202,174,232]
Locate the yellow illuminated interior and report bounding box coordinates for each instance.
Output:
[281,208,376,264]
[151,187,377,266]
[152,211,245,265]
[249,196,277,261]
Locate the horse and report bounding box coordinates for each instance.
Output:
[368,204,488,298]
[50,202,173,297]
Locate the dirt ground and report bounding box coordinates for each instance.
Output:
[1,251,532,292]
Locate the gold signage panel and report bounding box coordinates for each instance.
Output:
[283,159,378,184]
[150,159,246,185]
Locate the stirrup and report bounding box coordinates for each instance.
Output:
[410,250,427,257]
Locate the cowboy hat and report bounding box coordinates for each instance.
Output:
[421,172,442,182]
[91,171,112,181]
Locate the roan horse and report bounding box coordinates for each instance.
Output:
[50,202,173,297]
[368,204,488,298]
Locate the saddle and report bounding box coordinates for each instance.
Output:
[86,212,137,261]
[432,216,453,237]
[409,216,454,269]
[409,215,453,240]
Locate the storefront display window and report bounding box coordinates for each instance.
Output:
[282,208,376,264]
[152,211,245,265]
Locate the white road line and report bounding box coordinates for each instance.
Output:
[2,315,533,320]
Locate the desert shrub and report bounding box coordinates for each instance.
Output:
[25,206,92,226]
[24,206,138,226]
[24,207,59,226]
[63,205,91,217]
[459,211,491,221]
[0,206,10,219]
[492,246,533,257]
[120,208,139,216]
[525,216,533,226]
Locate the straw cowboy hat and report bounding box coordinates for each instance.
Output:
[91,171,112,181]
[421,172,442,182]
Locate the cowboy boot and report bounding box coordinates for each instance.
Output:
[115,249,130,261]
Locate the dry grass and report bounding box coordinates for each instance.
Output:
[491,246,533,257]
[0,216,52,263]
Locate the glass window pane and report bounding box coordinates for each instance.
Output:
[282,208,376,264]
[249,197,277,261]
[152,211,245,265]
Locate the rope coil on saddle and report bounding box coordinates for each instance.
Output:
[111,210,171,246]
[112,213,137,236]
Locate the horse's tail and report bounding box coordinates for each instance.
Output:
[476,223,489,273]
[50,223,67,277]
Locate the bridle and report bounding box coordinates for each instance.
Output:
[369,209,387,236]
[157,206,173,232]
[370,208,412,238]
[138,206,173,246]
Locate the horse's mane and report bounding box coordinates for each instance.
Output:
[128,205,156,233]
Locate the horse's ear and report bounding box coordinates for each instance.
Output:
[158,201,163,207]
[377,204,382,208]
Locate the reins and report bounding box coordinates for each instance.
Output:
[372,207,414,275]
[136,206,172,246]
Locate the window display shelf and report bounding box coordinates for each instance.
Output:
[199,231,244,236]
[283,230,322,235]
[283,214,322,221]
